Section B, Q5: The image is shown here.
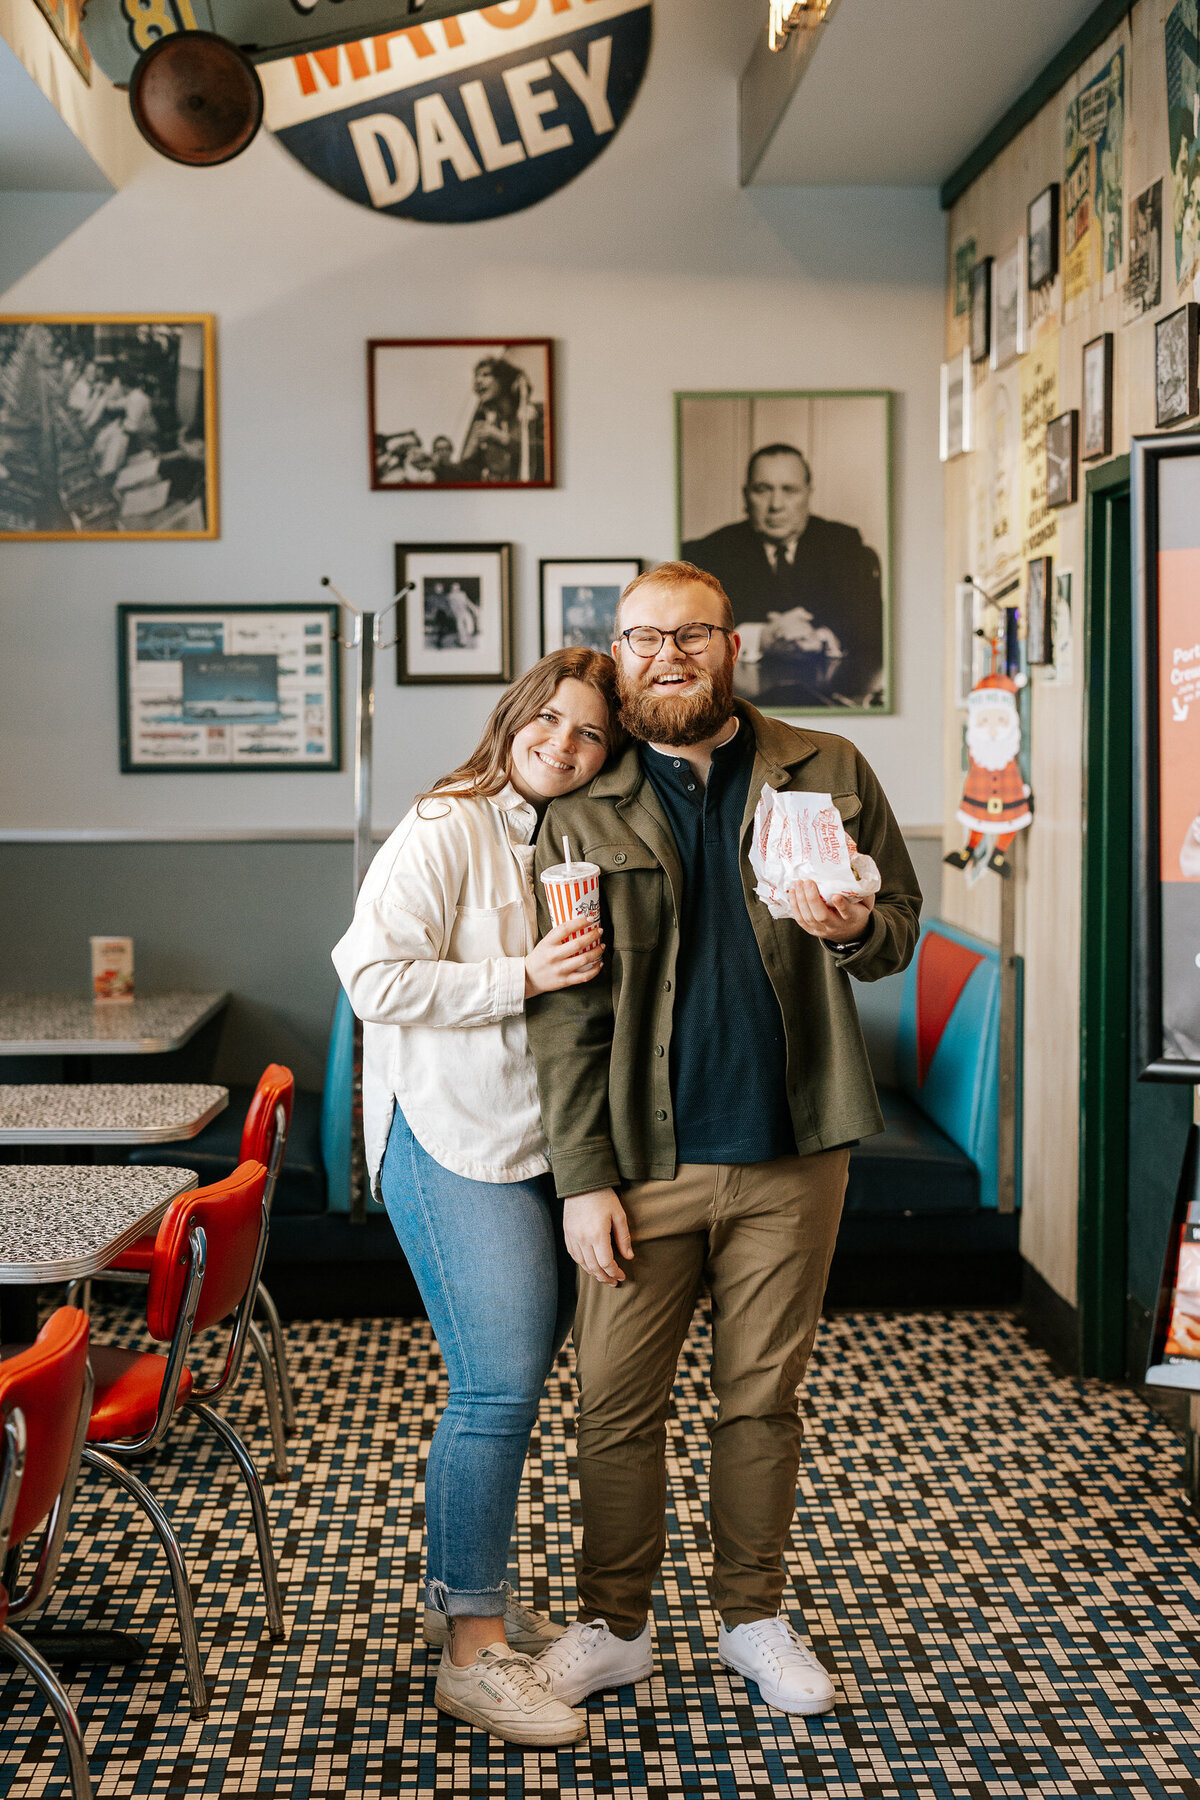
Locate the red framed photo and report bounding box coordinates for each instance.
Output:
[368,338,554,490]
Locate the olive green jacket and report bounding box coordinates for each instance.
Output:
[526,704,922,1198]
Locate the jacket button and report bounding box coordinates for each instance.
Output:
[654,1044,665,1057]
[663,979,672,992]
[613,851,627,865]
[655,1109,668,1121]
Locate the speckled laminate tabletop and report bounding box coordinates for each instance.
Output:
[0,1165,198,1281]
[0,1083,227,1144]
[0,992,228,1055]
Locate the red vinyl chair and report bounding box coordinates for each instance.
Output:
[97,1065,297,1480]
[82,1162,285,1718]
[0,1309,94,1800]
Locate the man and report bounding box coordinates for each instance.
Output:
[526,561,920,1715]
[682,445,884,707]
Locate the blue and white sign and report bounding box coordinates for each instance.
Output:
[260,0,652,224]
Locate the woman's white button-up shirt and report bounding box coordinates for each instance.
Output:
[331,783,550,1193]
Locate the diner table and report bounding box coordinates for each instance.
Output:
[0,991,229,1080]
[0,1082,228,1145]
[0,1162,198,1667]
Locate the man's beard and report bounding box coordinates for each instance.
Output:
[617,653,736,746]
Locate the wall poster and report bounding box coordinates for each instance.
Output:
[117,604,342,772]
[1019,336,1060,572]
[258,0,652,225]
[1133,432,1200,1076]
[1165,0,1200,293]
[1063,47,1124,306]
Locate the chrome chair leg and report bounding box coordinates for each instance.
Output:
[245,1320,289,1481]
[190,1402,285,1642]
[81,1447,209,1718]
[1,1624,94,1799]
[254,1283,297,1435]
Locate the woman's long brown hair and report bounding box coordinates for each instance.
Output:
[416,647,622,810]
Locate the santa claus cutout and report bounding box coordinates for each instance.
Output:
[943,672,1033,880]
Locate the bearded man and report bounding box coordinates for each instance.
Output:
[525,561,921,1716]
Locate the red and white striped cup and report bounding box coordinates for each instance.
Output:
[540,861,601,942]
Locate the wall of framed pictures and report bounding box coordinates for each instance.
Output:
[941,2,1197,1317]
[0,0,947,842]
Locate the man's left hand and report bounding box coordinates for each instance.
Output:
[785,833,876,945]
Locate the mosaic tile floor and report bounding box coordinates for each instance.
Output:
[3,1307,1200,1799]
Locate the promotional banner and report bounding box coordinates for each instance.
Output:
[1155,456,1200,1064]
[259,0,653,224]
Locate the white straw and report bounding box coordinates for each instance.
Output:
[562,834,572,871]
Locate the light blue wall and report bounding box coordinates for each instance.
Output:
[0,191,111,292]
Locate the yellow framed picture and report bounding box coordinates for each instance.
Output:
[0,315,217,539]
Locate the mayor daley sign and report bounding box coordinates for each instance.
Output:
[259,0,652,223]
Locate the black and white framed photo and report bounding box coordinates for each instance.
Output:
[939,349,973,461]
[676,389,892,715]
[369,339,554,490]
[1025,557,1052,665]
[990,241,1025,369]
[969,256,992,364]
[953,580,986,708]
[1027,184,1059,289]
[395,543,513,685]
[1155,305,1200,429]
[539,559,642,656]
[0,315,216,540]
[1045,410,1079,509]
[1082,333,1114,460]
[116,604,341,773]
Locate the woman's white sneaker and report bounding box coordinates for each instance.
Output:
[535,1618,654,1705]
[717,1617,836,1715]
[434,1645,587,1746]
[423,1585,566,1655]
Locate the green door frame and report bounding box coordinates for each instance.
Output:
[1078,454,1132,1379]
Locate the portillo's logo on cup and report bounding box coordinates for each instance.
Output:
[259,0,653,225]
[540,860,601,940]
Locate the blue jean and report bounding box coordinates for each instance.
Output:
[380,1106,576,1616]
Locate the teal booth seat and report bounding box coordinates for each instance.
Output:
[844,919,1022,1219]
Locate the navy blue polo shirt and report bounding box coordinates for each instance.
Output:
[639,719,795,1165]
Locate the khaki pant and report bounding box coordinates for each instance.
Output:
[572,1149,849,1633]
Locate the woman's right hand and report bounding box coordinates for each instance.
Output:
[524,918,605,997]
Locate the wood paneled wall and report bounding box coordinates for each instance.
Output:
[943,1,1181,1305]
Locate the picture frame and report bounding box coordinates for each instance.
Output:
[990,241,1026,369]
[539,559,643,656]
[395,543,514,685]
[0,315,217,540]
[1132,429,1200,1078]
[1045,410,1079,509]
[939,349,973,462]
[675,389,893,716]
[953,581,985,709]
[116,604,341,773]
[1082,333,1114,460]
[1025,557,1053,665]
[1027,184,1059,289]
[368,339,554,490]
[1155,305,1200,429]
[969,256,992,364]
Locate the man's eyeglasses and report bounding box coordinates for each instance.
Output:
[619,623,734,657]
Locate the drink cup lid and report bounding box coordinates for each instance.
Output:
[540,861,600,883]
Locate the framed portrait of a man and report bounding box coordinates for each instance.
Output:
[675,390,892,715]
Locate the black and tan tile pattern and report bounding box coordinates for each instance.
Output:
[3,1306,1200,1798]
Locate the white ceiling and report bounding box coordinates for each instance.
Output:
[0,35,112,190]
[748,0,1107,187]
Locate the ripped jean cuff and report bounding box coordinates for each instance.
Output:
[426,1576,508,1619]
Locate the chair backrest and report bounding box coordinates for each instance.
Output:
[146,1161,268,1343]
[321,989,354,1214]
[239,1064,294,1174]
[0,1308,89,1550]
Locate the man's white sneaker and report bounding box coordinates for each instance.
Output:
[718,1617,836,1715]
[534,1618,654,1705]
[434,1645,587,1746]
[423,1584,566,1655]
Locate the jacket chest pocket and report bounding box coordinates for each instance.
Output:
[450,897,529,961]
[832,791,863,840]
[586,842,663,952]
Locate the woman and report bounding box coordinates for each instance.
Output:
[332,648,619,1748]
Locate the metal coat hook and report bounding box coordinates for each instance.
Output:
[374,584,411,651]
[320,575,364,649]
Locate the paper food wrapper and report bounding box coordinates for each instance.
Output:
[749,786,881,917]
